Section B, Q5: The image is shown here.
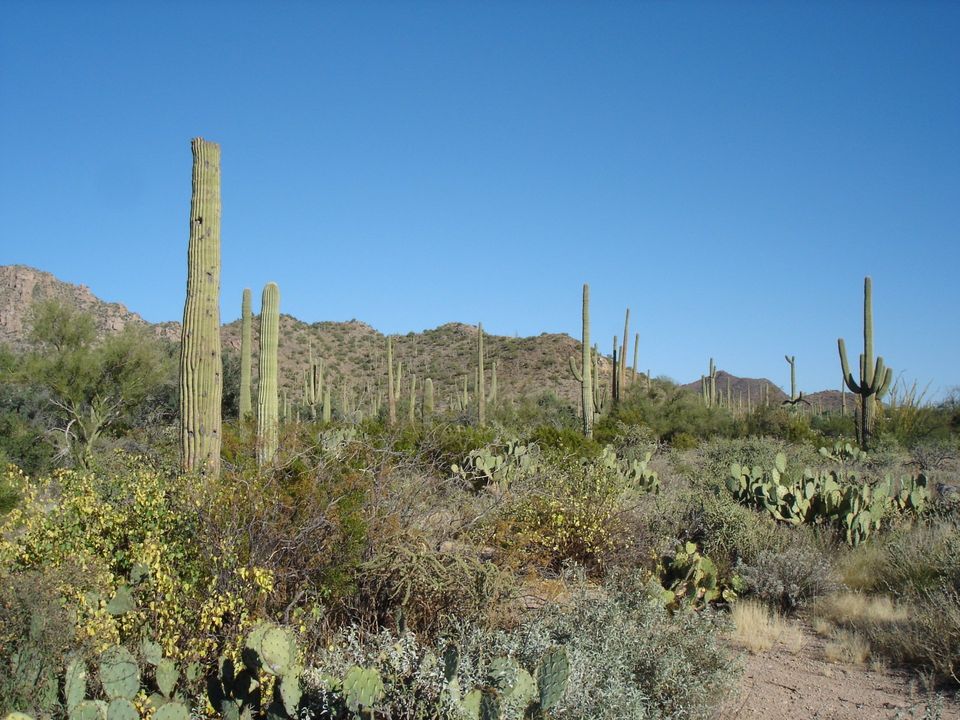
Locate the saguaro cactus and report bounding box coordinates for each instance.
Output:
[632,332,639,384]
[386,337,397,426]
[408,376,418,425]
[239,288,252,419]
[488,361,498,404]
[839,276,892,450]
[785,355,798,401]
[620,309,630,388]
[424,378,434,422]
[180,138,223,476]
[257,282,280,466]
[568,284,593,437]
[478,323,486,427]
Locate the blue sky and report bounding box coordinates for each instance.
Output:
[1,1,957,397]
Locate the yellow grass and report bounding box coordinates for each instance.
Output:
[815,592,908,626]
[730,599,804,654]
[824,630,870,665]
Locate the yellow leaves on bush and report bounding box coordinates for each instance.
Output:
[503,461,628,570]
[0,457,272,662]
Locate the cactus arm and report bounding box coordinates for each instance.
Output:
[837,339,862,393]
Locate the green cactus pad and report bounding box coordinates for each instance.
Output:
[71,700,107,720]
[106,586,136,616]
[342,666,384,712]
[106,699,138,720]
[259,626,296,676]
[536,647,570,711]
[154,702,190,720]
[99,646,140,700]
[279,675,302,716]
[140,638,163,666]
[486,657,520,693]
[65,655,87,713]
[156,657,179,697]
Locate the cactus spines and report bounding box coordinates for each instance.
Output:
[342,667,384,714]
[568,284,593,438]
[536,646,569,711]
[478,322,486,427]
[179,137,223,476]
[153,704,190,720]
[387,337,397,426]
[785,355,798,401]
[257,282,280,466]
[839,276,893,450]
[106,699,138,720]
[99,646,139,700]
[239,288,253,419]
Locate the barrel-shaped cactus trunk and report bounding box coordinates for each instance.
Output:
[257,283,280,466]
[179,138,223,476]
[239,288,252,419]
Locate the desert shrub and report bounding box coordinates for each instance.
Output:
[604,381,738,443]
[0,568,84,716]
[305,570,737,720]
[503,570,738,719]
[528,425,602,460]
[669,431,699,450]
[679,489,785,575]
[0,457,271,663]
[823,519,960,684]
[340,534,512,637]
[496,457,631,571]
[736,545,838,612]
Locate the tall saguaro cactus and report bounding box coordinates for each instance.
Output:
[620,309,630,388]
[478,323,486,427]
[257,282,280,466]
[180,138,223,476]
[387,337,397,426]
[424,378,434,422]
[784,355,798,401]
[568,284,593,438]
[839,276,892,450]
[239,288,253,419]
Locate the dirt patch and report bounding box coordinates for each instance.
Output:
[716,620,959,719]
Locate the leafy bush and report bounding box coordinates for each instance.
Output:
[496,457,632,571]
[0,457,271,663]
[305,570,738,720]
[736,545,838,612]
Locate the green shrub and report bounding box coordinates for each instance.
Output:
[736,545,839,612]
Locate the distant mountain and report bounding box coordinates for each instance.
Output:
[2,264,850,412]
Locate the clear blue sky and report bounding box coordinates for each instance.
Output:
[1,1,957,397]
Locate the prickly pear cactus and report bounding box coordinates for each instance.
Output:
[98,646,140,700]
[536,647,569,712]
[341,666,384,714]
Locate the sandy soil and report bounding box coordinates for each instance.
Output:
[715,621,960,720]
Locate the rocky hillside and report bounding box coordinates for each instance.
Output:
[0,265,179,347]
[4,264,852,413]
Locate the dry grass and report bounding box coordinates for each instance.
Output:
[730,599,804,654]
[815,592,908,626]
[824,629,870,665]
